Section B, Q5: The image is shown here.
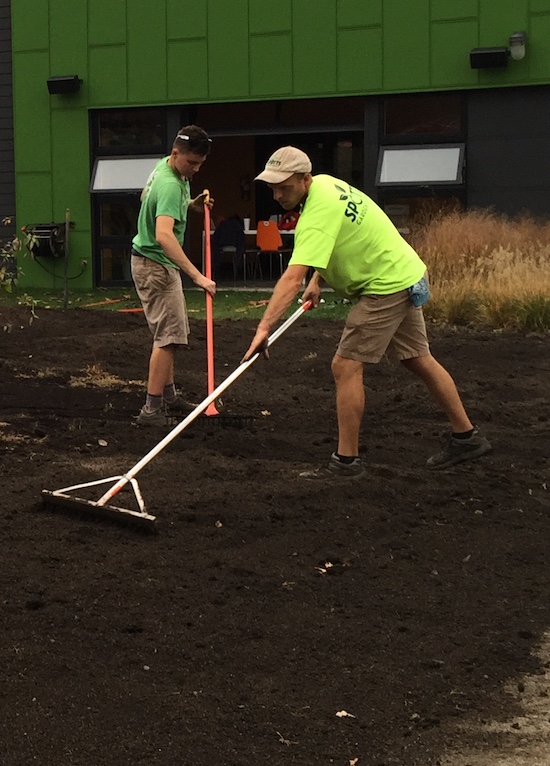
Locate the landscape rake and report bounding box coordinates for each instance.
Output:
[41,302,311,532]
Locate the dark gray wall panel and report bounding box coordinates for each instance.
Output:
[467,87,550,216]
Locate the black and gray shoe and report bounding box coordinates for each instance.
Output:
[299,452,366,481]
[134,406,168,427]
[427,428,492,469]
[164,396,198,416]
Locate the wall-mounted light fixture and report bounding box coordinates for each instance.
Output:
[509,31,527,61]
[47,75,82,95]
[470,30,527,69]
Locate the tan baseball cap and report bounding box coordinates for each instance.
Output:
[255,146,312,183]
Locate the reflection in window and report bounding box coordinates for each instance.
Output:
[98,108,165,148]
[100,199,139,238]
[100,247,132,282]
[196,97,365,134]
[384,93,462,136]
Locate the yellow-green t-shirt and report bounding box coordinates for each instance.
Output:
[132,157,190,269]
[288,174,426,298]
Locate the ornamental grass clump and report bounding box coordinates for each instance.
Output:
[410,209,550,330]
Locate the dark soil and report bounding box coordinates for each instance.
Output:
[0,302,549,766]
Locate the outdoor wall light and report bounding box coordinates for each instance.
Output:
[509,31,527,61]
[47,75,82,95]
[470,30,527,69]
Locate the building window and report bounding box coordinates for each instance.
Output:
[376,144,465,186]
[90,156,163,193]
[91,107,168,286]
[97,108,165,150]
[384,92,462,138]
[379,92,465,233]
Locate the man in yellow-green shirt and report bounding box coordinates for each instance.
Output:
[243,146,491,478]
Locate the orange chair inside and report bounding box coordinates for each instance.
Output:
[256,220,284,251]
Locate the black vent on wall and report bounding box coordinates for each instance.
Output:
[470,47,509,69]
[47,75,82,94]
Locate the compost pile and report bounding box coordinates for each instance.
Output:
[1,303,549,766]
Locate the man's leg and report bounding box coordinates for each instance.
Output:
[299,353,366,480]
[332,354,365,457]
[400,354,472,432]
[401,353,492,467]
[147,345,176,397]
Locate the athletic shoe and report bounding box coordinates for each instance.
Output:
[427,428,492,469]
[299,452,366,481]
[134,406,168,427]
[164,396,198,416]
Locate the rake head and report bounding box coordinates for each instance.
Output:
[41,490,157,533]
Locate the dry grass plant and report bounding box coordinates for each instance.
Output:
[69,363,144,390]
[410,209,550,329]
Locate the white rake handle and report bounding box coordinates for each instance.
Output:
[97,301,311,506]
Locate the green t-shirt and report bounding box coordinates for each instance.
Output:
[132,157,190,269]
[288,174,426,298]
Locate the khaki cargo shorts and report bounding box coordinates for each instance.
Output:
[337,289,430,364]
[131,255,190,347]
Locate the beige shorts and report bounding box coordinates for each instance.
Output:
[131,255,190,347]
[337,290,430,363]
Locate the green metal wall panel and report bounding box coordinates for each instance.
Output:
[12,51,51,173]
[293,0,337,95]
[431,0,477,21]
[50,109,90,230]
[127,4,167,102]
[49,0,88,74]
[250,33,293,96]
[338,0,382,27]
[383,0,430,91]
[530,0,550,12]
[167,40,209,101]
[16,173,52,240]
[166,0,207,38]
[207,0,249,99]
[11,0,49,52]
[479,0,529,47]
[529,12,550,80]
[250,0,292,33]
[88,46,127,105]
[337,27,383,92]
[430,20,478,89]
[88,0,127,46]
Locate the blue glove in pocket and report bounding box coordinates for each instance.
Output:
[408,276,430,307]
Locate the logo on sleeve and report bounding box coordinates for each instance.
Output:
[334,183,348,201]
[335,183,367,224]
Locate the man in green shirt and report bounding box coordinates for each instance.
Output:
[243,146,491,477]
[131,125,216,426]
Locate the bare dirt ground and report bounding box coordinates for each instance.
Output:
[0,302,549,766]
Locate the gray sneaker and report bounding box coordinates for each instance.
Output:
[134,406,168,427]
[427,428,492,469]
[299,452,366,481]
[164,396,198,416]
